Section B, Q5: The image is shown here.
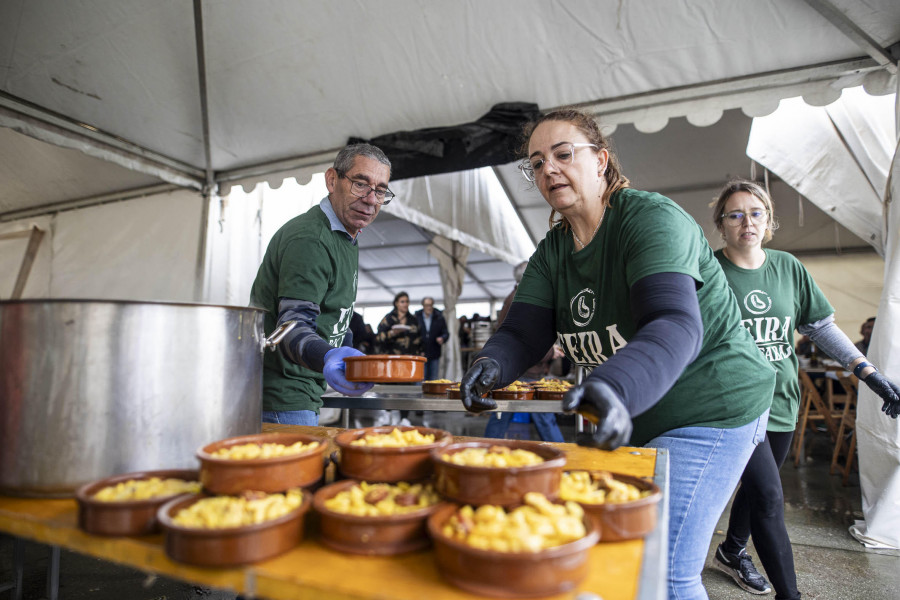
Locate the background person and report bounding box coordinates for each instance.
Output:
[458,109,773,599]
[856,317,876,355]
[374,291,422,424]
[375,291,422,355]
[484,261,566,442]
[415,296,449,381]
[710,179,900,599]
[249,143,392,426]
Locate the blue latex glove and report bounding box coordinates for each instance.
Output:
[561,380,633,450]
[324,347,374,396]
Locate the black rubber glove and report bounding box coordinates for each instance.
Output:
[459,357,500,413]
[562,380,633,450]
[863,372,900,419]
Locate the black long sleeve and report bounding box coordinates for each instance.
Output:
[588,272,703,416]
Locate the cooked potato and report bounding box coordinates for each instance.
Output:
[441,493,586,552]
[211,440,319,460]
[441,446,544,468]
[323,481,440,516]
[171,489,304,529]
[93,477,201,502]
[559,470,650,504]
[350,428,436,447]
[494,381,533,392]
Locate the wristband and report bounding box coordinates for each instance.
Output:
[853,361,876,379]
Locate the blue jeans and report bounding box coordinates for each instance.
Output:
[261,410,319,426]
[423,359,440,382]
[647,410,769,600]
[483,411,565,443]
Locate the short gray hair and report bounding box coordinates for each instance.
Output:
[333,143,391,175]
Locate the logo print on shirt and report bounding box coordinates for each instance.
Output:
[570,288,596,327]
[744,290,772,315]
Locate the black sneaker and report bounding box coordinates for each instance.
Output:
[713,544,772,594]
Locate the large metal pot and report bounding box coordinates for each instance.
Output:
[0,299,283,497]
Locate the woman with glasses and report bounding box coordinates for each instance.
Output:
[458,109,774,599]
[710,179,900,599]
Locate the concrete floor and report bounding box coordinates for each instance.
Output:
[2,414,898,600]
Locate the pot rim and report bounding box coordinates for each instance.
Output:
[0,298,266,312]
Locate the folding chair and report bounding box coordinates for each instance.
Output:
[830,374,858,485]
[793,369,843,466]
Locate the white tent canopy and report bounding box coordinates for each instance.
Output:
[2,0,898,218]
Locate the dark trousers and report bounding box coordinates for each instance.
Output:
[722,430,800,600]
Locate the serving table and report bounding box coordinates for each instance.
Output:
[0,424,668,600]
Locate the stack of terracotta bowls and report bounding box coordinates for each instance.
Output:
[428,439,599,597]
[314,425,453,555]
[156,431,325,566]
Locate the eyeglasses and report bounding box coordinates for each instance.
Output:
[337,171,395,205]
[519,143,599,182]
[721,209,768,226]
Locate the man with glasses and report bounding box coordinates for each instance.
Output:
[250,143,394,426]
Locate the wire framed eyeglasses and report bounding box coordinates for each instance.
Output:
[519,143,599,182]
[338,172,395,205]
[721,209,768,226]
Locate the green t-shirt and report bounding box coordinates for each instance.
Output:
[515,188,774,445]
[249,203,358,413]
[715,249,833,431]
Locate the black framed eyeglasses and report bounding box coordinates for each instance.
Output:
[337,171,395,205]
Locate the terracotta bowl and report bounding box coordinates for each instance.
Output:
[158,491,311,567]
[535,389,566,401]
[422,381,454,395]
[432,440,566,507]
[335,426,452,483]
[427,503,599,598]
[313,479,445,555]
[197,432,328,495]
[75,469,200,536]
[344,354,426,383]
[491,389,534,400]
[446,387,489,400]
[563,471,661,542]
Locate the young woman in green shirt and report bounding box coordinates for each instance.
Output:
[711,179,900,599]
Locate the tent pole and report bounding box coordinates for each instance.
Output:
[192,0,216,302]
[10,226,45,300]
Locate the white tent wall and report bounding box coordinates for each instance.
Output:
[747,90,897,256]
[848,86,900,550]
[201,176,326,307]
[0,190,202,301]
[387,168,535,265]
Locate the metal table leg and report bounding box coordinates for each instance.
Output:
[0,536,25,599]
[45,545,60,600]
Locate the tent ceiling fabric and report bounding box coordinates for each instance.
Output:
[747,90,896,256]
[1,0,898,214]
